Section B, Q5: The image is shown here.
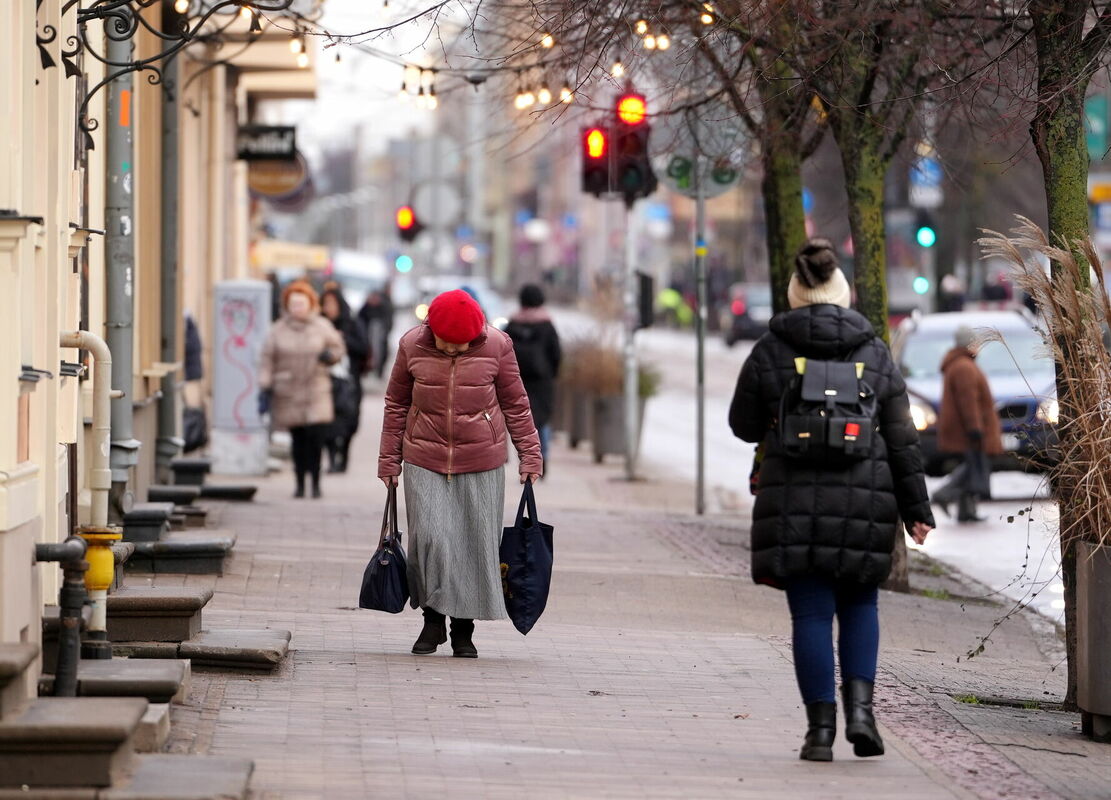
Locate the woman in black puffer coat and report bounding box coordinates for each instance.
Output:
[321,286,370,473]
[729,239,935,763]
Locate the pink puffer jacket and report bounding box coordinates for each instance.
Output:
[378,324,543,478]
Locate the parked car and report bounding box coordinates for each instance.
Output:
[890,310,1058,475]
[723,282,773,346]
[412,275,510,330]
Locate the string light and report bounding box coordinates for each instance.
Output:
[522,89,536,107]
[656,34,670,50]
[290,34,304,54]
[296,51,309,69]
[537,85,552,105]
[611,61,625,78]
[701,2,715,23]
[417,84,426,109]
[635,19,648,35]
[540,33,555,48]
[643,35,656,49]
[559,85,574,104]
[399,75,409,100]
[334,51,341,63]
[239,4,254,19]
[174,0,190,13]
[427,72,439,110]
[247,10,262,34]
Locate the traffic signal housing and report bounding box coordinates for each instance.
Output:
[581,126,611,197]
[396,205,424,243]
[915,211,937,248]
[613,92,657,206]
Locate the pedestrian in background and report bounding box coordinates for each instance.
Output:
[359,286,394,379]
[728,238,935,762]
[321,285,370,474]
[932,326,1002,522]
[258,280,346,499]
[505,284,561,466]
[379,289,542,658]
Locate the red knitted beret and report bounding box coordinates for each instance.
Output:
[427,289,486,344]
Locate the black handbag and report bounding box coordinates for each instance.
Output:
[499,482,554,635]
[358,486,410,614]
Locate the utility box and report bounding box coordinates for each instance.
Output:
[210,280,271,475]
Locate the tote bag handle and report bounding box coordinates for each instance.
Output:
[515,481,539,529]
[378,485,400,548]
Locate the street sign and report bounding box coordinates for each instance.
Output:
[247,151,309,199]
[1087,95,1109,162]
[236,125,296,161]
[909,155,943,209]
[649,102,744,200]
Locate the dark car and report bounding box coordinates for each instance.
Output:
[723,282,773,346]
[890,310,1057,475]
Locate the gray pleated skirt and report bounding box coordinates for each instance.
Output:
[402,462,508,620]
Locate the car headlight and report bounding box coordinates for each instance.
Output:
[1036,398,1059,425]
[909,398,937,432]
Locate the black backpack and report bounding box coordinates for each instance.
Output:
[777,353,877,462]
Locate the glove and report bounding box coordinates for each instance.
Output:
[257,389,272,416]
[967,429,983,450]
[319,349,336,365]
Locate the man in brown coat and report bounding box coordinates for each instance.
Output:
[933,326,1003,522]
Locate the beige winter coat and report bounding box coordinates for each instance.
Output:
[258,314,346,430]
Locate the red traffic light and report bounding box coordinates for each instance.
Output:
[396,205,416,230]
[616,93,647,125]
[585,127,607,159]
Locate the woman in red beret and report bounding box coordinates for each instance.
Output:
[378,289,543,657]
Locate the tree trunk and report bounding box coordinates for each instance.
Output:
[1029,0,1093,713]
[761,132,806,314]
[840,135,891,344]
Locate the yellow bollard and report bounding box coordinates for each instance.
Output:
[77,525,122,659]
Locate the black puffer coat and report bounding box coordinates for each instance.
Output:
[505,308,561,429]
[729,304,934,588]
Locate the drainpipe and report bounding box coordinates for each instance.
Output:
[105,33,141,516]
[156,50,183,482]
[60,331,122,660]
[34,536,88,695]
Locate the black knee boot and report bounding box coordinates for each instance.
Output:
[449,618,477,658]
[412,608,447,655]
[799,702,837,761]
[842,679,885,757]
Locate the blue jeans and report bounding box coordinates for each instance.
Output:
[784,577,879,705]
[537,424,551,465]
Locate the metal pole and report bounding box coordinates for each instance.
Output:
[105,34,140,514]
[157,50,183,483]
[623,203,639,480]
[694,158,708,515]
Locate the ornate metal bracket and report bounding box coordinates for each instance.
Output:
[36,0,297,148]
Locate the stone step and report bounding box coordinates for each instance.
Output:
[40,658,189,705]
[148,485,202,505]
[113,628,291,670]
[103,754,253,800]
[107,586,213,643]
[177,505,208,528]
[0,643,39,718]
[122,503,175,543]
[134,703,171,753]
[41,604,93,675]
[0,696,146,787]
[171,457,212,487]
[126,532,236,575]
[197,484,257,502]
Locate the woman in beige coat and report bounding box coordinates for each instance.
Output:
[258,281,345,498]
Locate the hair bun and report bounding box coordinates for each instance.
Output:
[794,238,839,288]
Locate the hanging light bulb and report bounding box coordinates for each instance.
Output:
[522,90,536,107]
[427,90,438,110]
[559,85,574,104]
[536,85,551,105]
[656,34,670,50]
[635,19,648,35]
[643,35,657,49]
[247,10,262,34]
[290,34,304,54]
[416,84,427,109]
[701,10,714,24]
[611,61,625,78]
[174,0,190,14]
[296,51,309,69]
[540,33,555,48]
[399,74,409,100]
[239,4,254,20]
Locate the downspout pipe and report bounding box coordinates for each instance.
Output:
[105,32,141,512]
[34,537,87,697]
[60,330,121,660]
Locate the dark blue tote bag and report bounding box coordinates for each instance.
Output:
[359,485,409,614]
[499,481,554,635]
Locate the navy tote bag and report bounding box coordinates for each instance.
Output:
[499,481,554,635]
[359,485,409,614]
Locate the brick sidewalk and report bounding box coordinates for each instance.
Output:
[157,386,1110,799]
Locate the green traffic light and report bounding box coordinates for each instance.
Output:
[916,226,937,248]
[912,276,930,295]
[395,254,414,273]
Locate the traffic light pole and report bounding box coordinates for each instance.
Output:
[623,204,640,481]
[694,158,707,516]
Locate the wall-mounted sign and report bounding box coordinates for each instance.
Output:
[248,150,309,199]
[237,125,296,161]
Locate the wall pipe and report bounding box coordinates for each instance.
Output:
[59,330,121,660]
[34,537,88,697]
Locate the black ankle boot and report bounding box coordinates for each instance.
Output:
[799,702,836,761]
[311,472,322,499]
[842,679,885,757]
[412,609,447,655]
[294,475,305,499]
[449,618,477,658]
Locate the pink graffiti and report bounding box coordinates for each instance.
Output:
[221,299,257,430]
